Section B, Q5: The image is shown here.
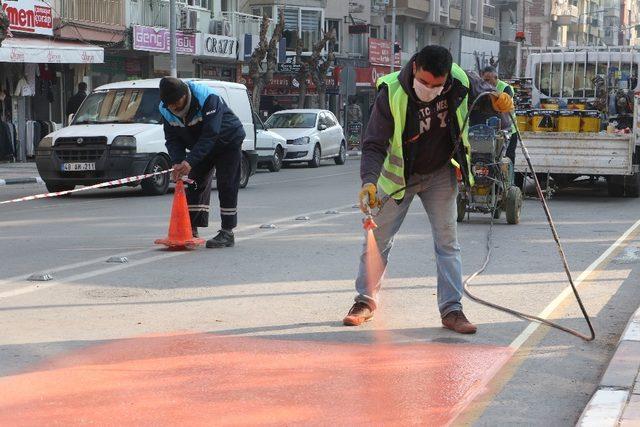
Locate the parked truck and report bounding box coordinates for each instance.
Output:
[512,46,640,197]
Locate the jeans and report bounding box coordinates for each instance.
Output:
[354,165,464,318]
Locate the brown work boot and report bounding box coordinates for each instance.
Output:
[442,310,477,334]
[343,302,374,326]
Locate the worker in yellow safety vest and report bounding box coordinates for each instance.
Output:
[481,65,518,165]
[343,45,514,334]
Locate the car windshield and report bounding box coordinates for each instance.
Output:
[265,113,317,129]
[72,88,162,125]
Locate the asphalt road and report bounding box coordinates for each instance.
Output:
[1,159,639,425]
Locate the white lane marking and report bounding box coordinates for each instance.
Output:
[509,217,640,350]
[0,204,356,299]
[251,170,357,187]
[576,388,628,427]
[0,249,151,289]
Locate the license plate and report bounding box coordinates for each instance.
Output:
[62,162,96,172]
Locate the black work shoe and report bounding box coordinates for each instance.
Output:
[192,227,199,238]
[206,229,235,248]
[442,310,477,334]
[343,302,374,326]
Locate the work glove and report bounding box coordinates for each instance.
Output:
[171,160,192,182]
[490,92,514,113]
[359,183,379,213]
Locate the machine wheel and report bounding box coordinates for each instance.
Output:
[239,154,250,189]
[623,172,640,198]
[45,182,75,194]
[456,194,467,223]
[141,155,170,196]
[334,141,347,165]
[493,206,502,219]
[308,144,321,168]
[268,146,283,172]
[505,186,523,224]
[607,176,625,197]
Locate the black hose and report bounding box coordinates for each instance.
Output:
[375,92,596,342]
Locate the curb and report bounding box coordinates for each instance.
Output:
[0,177,44,186]
[577,307,640,426]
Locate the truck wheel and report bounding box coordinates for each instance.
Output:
[45,182,75,194]
[624,173,640,198]
[456,194,467,223]
[505,186,523,224]
[239,154,250,189]
[607,176,625,197]
[141,155,170,196]
[267,146,283,172]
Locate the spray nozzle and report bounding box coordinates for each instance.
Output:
[362,205,378,231]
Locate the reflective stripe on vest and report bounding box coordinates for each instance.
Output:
[375,63,474,200]
[497,79,517,134]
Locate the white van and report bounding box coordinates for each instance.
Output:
[36,78,260,195]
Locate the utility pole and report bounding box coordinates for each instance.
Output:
[390,0,396,72]
[170,0,177,77]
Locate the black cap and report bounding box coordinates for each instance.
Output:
[159,77,188,105]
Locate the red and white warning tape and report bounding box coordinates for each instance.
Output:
[0,169,173,205]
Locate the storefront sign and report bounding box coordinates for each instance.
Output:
[2,0,53,36]
[133,25,196,55]
[368,38,401,67]
[197,34,237,60]
[334,65,391,87]
[0,37,103,63]
[242,73,337,95]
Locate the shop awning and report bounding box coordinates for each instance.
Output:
[0,37,104,64]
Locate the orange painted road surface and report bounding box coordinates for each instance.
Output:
[0,334,511,426]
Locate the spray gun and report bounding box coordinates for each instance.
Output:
[362,205,378,231]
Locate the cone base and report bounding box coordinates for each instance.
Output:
[154,237,206,250]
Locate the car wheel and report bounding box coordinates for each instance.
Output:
[308,144,321,168]
[45,182,75,194]
[334,141,346,165]
[268,146,284,172]
[141,155,170,196]
[239,153,250,188]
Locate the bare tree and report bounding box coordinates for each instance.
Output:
[248,10,285,110]
[294,31,337,109]
[310,31,336,109]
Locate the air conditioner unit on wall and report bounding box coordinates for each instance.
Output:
[180,9,198,32]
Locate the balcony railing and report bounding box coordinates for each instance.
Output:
[129,0,172,28]
[60,0,123,26]
[220,12,273,39]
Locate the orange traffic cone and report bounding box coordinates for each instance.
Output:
[155,180,205,250]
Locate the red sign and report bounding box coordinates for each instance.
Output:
[2,0,53,36]
[335,65,393,88]
[368,38,401,67]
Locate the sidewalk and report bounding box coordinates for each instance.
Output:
[0,162,43,186]
[577,306,640,426]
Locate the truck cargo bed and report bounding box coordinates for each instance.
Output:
[514,132,634,176]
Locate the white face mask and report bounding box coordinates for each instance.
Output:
[413,78,443,103]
